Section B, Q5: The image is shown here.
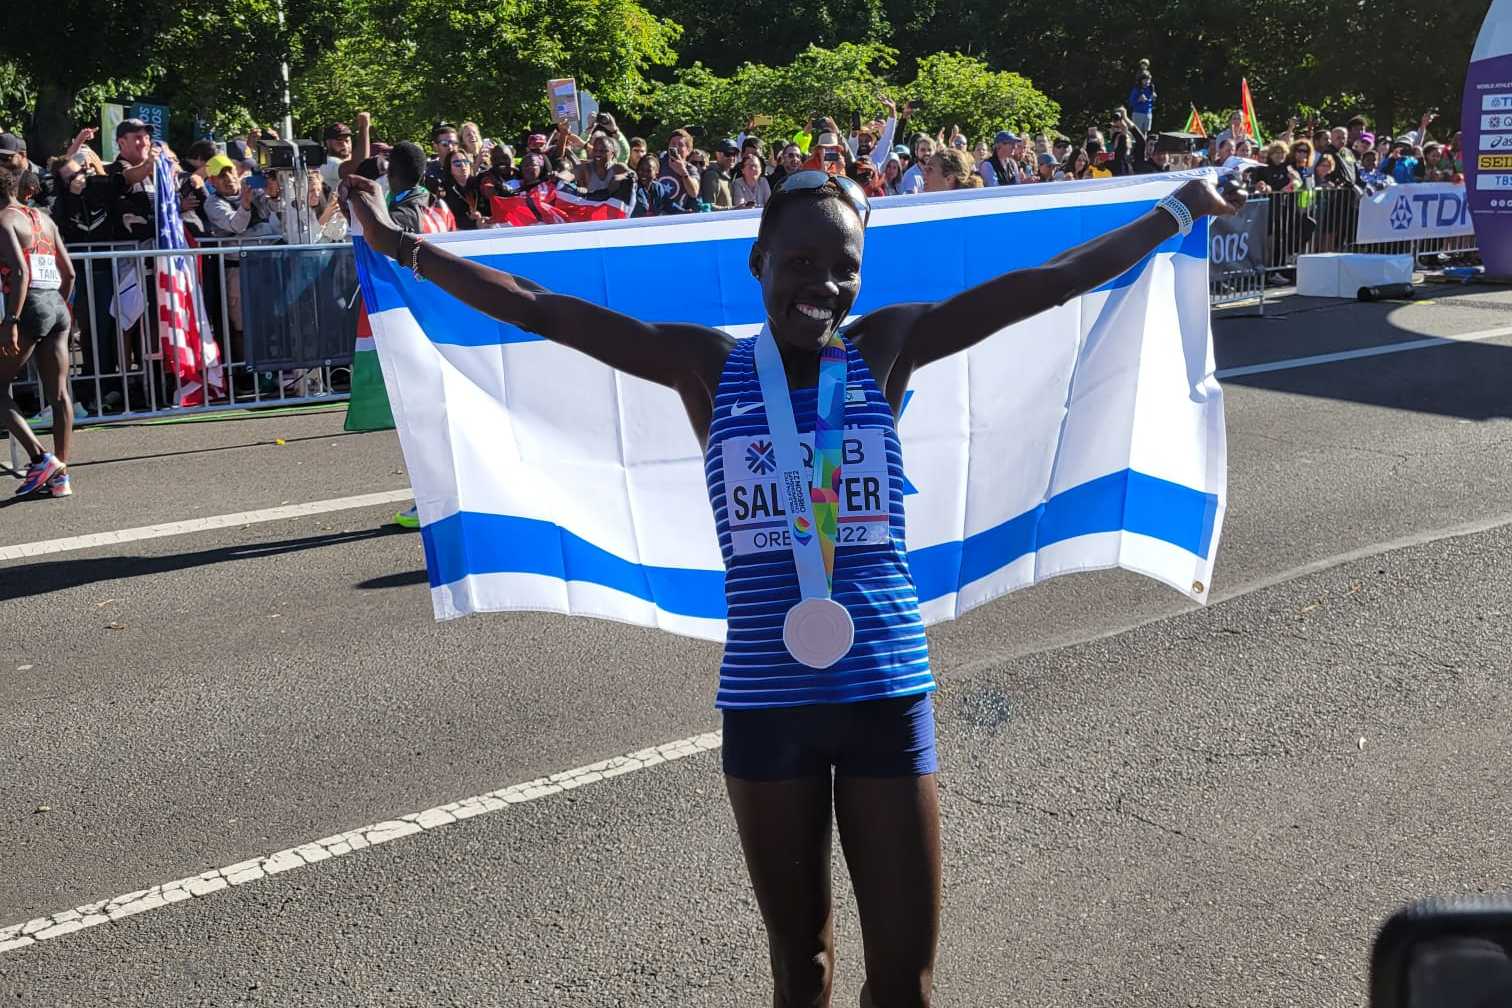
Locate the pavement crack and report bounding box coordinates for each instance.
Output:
[1113,795,1197,843]
[941,785,1094,821]
[1236,429,1412,465]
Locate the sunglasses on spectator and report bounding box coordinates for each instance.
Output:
[767,169,871,226]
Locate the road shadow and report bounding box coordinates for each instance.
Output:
[0,526,410,603]
[356,569,429,590]
[1216,284,1512,421]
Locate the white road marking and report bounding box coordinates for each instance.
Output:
[0,729,723,955]
[0,489,414,563]
[1215,324,1512,380]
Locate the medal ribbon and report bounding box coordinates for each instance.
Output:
[753,326,848,599]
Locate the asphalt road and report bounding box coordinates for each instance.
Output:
[1,284,1510,1006]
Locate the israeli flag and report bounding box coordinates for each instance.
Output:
[354,173,1226,641]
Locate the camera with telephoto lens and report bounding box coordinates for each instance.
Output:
[256,138,327,171]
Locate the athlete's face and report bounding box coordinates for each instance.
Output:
[751,196,863,353]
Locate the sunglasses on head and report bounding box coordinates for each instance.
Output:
[767,169,871,226]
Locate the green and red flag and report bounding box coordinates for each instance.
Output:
[1183,105,1206,137]
[1239,79,1265,144]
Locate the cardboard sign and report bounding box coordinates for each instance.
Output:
[101,103,124,161]
[547,78,579,124]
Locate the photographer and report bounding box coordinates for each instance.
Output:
[202,155,281,241]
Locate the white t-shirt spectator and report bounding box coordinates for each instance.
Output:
[898,163,927,194]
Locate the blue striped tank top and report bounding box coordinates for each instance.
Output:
[703,335,935,709]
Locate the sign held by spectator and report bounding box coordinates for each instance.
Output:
[101,103,124,160]
[547,78,579,123]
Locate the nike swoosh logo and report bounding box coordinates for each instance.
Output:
[730,402,762,416]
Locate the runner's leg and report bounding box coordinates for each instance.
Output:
[0,340,45,463]
[726,774,837,1007]
[33,320,73,463]
[834,774,941,1008]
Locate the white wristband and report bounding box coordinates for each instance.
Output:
[1156,193,1193,237]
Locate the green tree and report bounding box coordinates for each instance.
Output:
[640,0,890,73]
[292,0,680,145]
[902,52,1059,144]
[644,43,898,146]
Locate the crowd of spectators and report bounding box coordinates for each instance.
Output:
[0,63,1471,416]
[0,66,1468,255]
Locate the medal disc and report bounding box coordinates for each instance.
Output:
[783,597,855,669]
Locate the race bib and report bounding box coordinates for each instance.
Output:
[28,253,61,290]
[722,427,891,556]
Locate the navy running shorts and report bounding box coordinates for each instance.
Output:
[721,693,938,780]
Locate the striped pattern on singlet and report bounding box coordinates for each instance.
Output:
[704,335,935,709]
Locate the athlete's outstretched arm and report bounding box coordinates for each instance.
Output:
[902,177,1243,369]
[342,176,730,391]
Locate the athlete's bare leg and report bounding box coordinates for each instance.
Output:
[835,774,941,1008]
[727,774,837,1007]
[0,338,45,463]
[31,323,73,462]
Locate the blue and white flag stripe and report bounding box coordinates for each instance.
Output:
[354,173,1227,640]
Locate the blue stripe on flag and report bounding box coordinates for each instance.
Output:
[421,511,728,620]
[421,468,1218,619]
[365,200,1209,345]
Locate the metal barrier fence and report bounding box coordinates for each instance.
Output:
[6,237,356,428]
[1257,187,1478,273]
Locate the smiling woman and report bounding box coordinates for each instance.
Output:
[339,166,1243,1005]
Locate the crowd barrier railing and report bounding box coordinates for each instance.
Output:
[1256,187,1478,273]
[7,237,356,428]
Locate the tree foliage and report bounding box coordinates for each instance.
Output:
[640,0,891,73]
[644,43,898,146]
[902,53,1059,144]
[0,0,1482,160]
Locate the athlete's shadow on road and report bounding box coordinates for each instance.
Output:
[0,526,410,603]
[1216,284,1512,420]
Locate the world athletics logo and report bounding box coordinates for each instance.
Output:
[1389,195,1414,231]
[745,440,777,476]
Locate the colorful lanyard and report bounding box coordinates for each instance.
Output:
[753,326,847,599]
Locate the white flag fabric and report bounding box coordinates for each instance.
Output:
[354,173,1227,641]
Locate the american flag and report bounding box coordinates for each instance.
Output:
[154,153,224,406]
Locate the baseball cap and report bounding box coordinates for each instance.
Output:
[1036,152,1056,166]
[371,141,393,156]
[892,144,910,157]
[0,132,23,153]
[994,131,1019,145]
[324,122,353,140]
[1358,131,1376,145]
[526,133,548,149]
[204,154,238,176]
[226,139,253,163]
[715,139,740,155]
[115,118,152,140]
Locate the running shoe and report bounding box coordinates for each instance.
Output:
[15,453,64,496]
[392,505,420,529]
[46,472,72,498]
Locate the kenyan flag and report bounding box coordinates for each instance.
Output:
[342,303,394,432]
